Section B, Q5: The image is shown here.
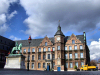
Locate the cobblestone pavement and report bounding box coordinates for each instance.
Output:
[0,69,100,75]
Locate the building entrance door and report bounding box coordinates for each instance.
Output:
[57,67,61,71]
[47,63,50,71]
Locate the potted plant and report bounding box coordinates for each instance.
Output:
[74,66,77,71]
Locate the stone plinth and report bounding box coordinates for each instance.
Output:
[4,54,25,69]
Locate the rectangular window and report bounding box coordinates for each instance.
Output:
[75,62,78,67]
[32,55,34,60]
[53,63,55,68]
[80,53,83,58]
[24,49,26,52]
[32,48,35,52]
[48,54,50,59]
[65,54,68,59]
[38,63,41,68]
[70,62,73,68]
[32,63,34,69]
[53,47,55,51]
[43,48,46,52]
[80,45,83,49]
[75,53,78,58]
[27,56,30,60]
[57,46,60,50]
[38,55,41,60]
[69,46,72,50]
[43,55,45,60]
[43,63,45,68]
[28,49,30,52]
[69,53,72,59]
[66,63,68,68]
[74,46,77,50]
[48,47,50,51]
[53,54,55,59]
[45,42,47,46]
[65,46,67,50]
[81,62,84,66]
[39,48,41,52]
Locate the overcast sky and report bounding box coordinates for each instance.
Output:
[0,0,100,60]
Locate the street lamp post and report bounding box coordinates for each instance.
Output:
[27,35,32,71]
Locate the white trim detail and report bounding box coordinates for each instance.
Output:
[54,70,57,71]
[61,70,64,71]
[67,70,75,71]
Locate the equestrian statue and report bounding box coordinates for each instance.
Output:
[10,41,22,54]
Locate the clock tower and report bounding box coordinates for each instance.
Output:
[54,21,65,71]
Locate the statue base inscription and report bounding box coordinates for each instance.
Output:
[4,54,25,69]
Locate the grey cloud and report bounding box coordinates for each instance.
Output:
[20,0,100,38]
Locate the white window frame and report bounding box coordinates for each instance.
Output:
[43,63,45,68]
[53,47,55,51]
[75,62,78,67]
[48,47,50,51]
[43,48,46,52]
[65,46,67,50]
[74,46,77,50]
[69,46,72,50]
[80,45,83,49]
[80,53,83,58]
[70,62,73,68]
[57,46,60,50]
[32,63,34,69]
[65,54,68,59]
[32,55,34,60]
[32,48,35,52]
[24,49,26,52]
[75,53,78,58]
[39,48,41,52]
[69,53,72,59]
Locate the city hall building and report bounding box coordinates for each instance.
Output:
[0,24,90,71]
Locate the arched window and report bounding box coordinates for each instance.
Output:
[72,40,75,44]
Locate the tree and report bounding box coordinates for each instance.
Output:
[90,60,97,66]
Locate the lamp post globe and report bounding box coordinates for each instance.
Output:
[27,35,32,71]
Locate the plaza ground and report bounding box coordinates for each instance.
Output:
[0,69,100,75]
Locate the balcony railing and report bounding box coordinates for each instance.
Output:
[31,60,35,62]
[69,59,72,61]
[75,58,79,60]
[23,52,26,54]
[80,58,84,60]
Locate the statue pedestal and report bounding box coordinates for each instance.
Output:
[4,54,25,69]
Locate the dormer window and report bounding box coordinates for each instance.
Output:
[72,40,75,44]
[45,42,47,46]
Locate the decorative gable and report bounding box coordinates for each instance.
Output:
[39,36,53,46]
[65,34,82,44]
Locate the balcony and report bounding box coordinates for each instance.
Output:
[69,50,72,52]
[65,59,68,61]
[23,52,26,54]
[80,58,84,60]
[32,52,35,54]
[75,58,79,60]
[31,60,35,62]
[45,59,52,62]
[69,59,72,61]
[28,52,30,54]
[80,49,84,51]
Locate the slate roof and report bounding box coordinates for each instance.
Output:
[15,35,84,47]
[54,30,65,36]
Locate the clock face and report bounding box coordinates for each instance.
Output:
[57,37,60,41]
